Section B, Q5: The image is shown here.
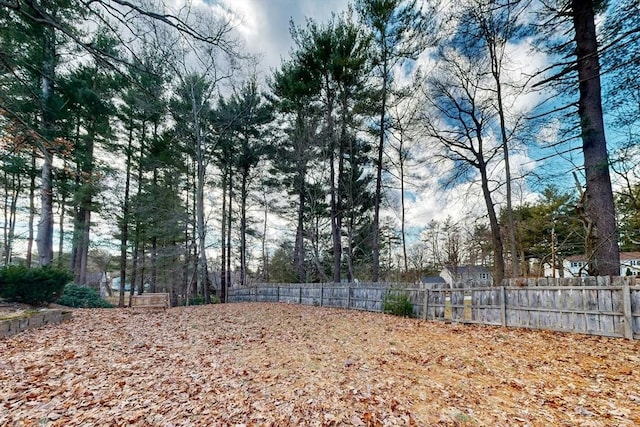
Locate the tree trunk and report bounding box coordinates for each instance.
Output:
[337,117,346,280]
[399,140,408,274]
[37,148,54,266]
[3,170,21,265]
[372,56,389,283]
[56,191,66,269]
[186,161,197,304]
[502,127,518,278]
[220,168,227,301]
[261,185,269,283]
[240,167,249,287]
[130,121,146,301]
[330,146,341,283]
[37,23,56,267]
[119,123,133,307]
[2,170,19,265]
[138,243,146,294]
[491,50,518,279]
[372,143,383,281]
[479,161,505,286]
[171,241,179,307]
[71,120,95,285]
[26,151,36,268]
[346,215,355,283]
[151,236,157,292]
[183,178,192,304]
[192,91,210,303]
[345,131,354,283]
[72,206,90,285]
[78,209,90,284]
[311,215,331,283]
[130,240,139,298]
[294,168,306,283]
[226,167,233,288]
[571,0,620,276]
[2,169,9,265]
[326,84,340,283]
[150,166,158,293]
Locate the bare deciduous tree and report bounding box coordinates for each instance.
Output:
[420,48,506,285]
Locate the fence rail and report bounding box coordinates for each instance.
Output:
[227,277,640,339]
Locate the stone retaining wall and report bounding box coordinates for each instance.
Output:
[0,310,72,338]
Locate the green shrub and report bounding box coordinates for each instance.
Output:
[57,284,114,308]
[180,294,219,306]
[383,290,414,318]
[0,265,72,306]
[191,295,205,305]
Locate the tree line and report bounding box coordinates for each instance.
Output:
[1,0,639,305]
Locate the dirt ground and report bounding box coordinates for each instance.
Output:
[1,303,639,426]
[0,303,34,320]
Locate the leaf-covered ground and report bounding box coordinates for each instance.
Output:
[1,303,639,426]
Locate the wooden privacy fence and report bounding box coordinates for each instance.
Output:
[227,277,640,339]
[427,283,640,339]
[227,282,412,313]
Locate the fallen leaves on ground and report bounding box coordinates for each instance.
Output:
[1,303,639,426]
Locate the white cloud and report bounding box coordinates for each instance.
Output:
[213,0,349,75]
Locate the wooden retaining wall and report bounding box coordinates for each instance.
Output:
[227,277,640,339]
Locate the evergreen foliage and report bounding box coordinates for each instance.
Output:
[56,284,114,308]
[0,266,72,306]
[382,289,414,318]
[179,294,219,306]
[268,242,298,283]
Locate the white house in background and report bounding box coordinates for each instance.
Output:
[562,252,640,277]
[529,258,563,278]
[621,252,640,276]
[563,255,589,277]
[439,265,492,287]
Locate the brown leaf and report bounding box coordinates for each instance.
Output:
[1,304,639,425]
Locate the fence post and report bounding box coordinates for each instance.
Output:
[422,289,428,321]
[298,286,302,304]
[347,285,352,310]
[500,286,507,327]
[277,286,280,303]
[320,283,324,306]
[622,281,634,340]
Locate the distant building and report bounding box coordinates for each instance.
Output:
[439,265,492,287]
[563,255,589,277]
[419,276,448,289]
[109,276,150,294]
[563,252,640,277]
[622,252,640,276]
[528,258,562,278]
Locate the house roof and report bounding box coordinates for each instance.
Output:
[443,265,492,275]
[421,276,447,284]
[565,252,640,262]
[621,252,640,261]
